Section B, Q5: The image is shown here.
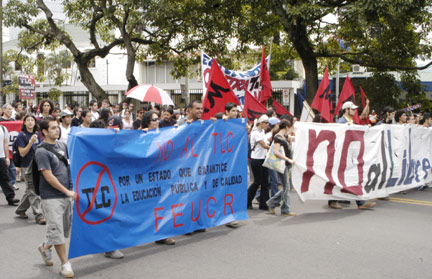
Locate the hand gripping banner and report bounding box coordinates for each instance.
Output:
[68,119,248,258]
[291,123,432,201]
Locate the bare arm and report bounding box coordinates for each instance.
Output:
[257,139,270,150]
[4,138,10,167]
[360,99,370,120]
[18,134,38,157]
[40,170,76,200]
[273,142,294,164]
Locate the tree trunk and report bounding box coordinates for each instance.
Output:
[76,61,108,101]
[301,56,318,105]
[125,51,138,91]
[288,21,318,105]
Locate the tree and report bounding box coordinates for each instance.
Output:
[242,0,432,103]
[361,72,402,111]
[400,72,431,111]
[4,0,242,100]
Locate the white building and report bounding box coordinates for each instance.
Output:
[3,23,304,114]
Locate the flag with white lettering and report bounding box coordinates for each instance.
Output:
[201,59,240,120]
[201,51,270,104]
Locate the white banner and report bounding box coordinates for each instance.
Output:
[292,123,432,201]
[201,51,270,105]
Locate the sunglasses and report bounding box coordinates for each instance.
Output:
[151,118,159,121]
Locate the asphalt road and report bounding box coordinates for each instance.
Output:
[1,181,431,279]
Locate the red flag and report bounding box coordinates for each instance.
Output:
[311,67,333,123]
[201,59,240,120]
[272,98,292,117]
[258,46,273,104]
[243,90,267,122]
[335,75,360,123]
[360,85,366,108]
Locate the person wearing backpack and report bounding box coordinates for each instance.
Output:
[35,116,76,278]
[0,123,19,205]
[14,114,45,224]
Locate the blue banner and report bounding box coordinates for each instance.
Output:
[68,119,248,258]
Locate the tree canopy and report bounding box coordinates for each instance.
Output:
[3,0,432,106]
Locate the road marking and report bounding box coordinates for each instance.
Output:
[388,197,432,206]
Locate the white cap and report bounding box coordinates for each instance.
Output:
[342,101,358,110]
[257,114,269,123]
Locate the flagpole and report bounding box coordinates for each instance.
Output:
[335,60,340,112]
[268,38,273,69]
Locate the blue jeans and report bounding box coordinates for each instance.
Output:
[267,169,280,197]
[8,159,16,186]
[267,166,291,214]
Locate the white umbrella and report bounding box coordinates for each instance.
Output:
[125,84,174,106]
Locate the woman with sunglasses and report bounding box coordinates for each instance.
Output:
[247,114,271,210]
[14,114,46,224]
[141,111,176,245]
[141,111,160,132]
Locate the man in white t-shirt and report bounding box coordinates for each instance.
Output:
[0,124,19,205]
[59,109,73,144]
[89,100,100,122]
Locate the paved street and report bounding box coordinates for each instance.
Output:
[1,181,431,279]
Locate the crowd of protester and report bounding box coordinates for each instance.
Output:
[0,98,431,277]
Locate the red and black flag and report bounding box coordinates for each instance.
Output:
[258,46,273,105]
[272,98,292,117]
[201,59,240,120]
[335,75,360,123]
[311,67,333,122]
[243,90,267,122]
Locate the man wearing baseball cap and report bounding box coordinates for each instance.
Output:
[59,109,73,144]
[338,101,358,124]
[328,101,376,210]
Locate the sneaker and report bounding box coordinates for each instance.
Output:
[328,202,343,209]
[104,250,124,259]
[13,185,19,191]
[60,261,74,278]
[38,243,53,266]
[7,198,19,206]
[36,217,47,225]
[225,221,241,228]
[358,202,376,210]
[16,211,29,219]
[155,238,176,245]
[281,212,296,217]
[266,201,275,214]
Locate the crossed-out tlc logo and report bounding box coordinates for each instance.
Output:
[75,161,118,225]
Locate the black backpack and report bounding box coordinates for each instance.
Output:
[31,142,70,195]
[248,135,258,159]
[12,132,28,167]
